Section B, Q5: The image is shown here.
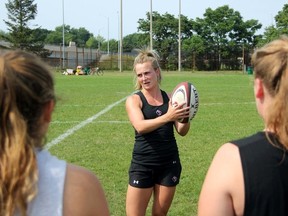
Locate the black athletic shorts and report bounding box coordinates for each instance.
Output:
[128,159,182,188]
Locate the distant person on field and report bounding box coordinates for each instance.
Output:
[198,35,288,216]
[125,47,191,216]
[0,50,110,216]
[76,65,84,75]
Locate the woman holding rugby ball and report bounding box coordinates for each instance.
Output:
[125,48,191,216]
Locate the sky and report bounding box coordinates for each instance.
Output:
[0,0,287,41]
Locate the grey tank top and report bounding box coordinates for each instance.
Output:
[15,149,67,216]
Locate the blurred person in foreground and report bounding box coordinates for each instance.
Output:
[125,48,191,216]
[198,36,288,216]
[0,50,110,216]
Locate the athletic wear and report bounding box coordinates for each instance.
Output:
[129,159,182,188]
[232,131,288,216]
[132,90,179,166]
[15,149,67,216]
[128,90,181,188]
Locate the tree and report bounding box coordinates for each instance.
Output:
[45,25,69,45]
[123,33,148,52]
[100,39,119,54]
[46,25,93,48]
[259,4,288,47]
[182,35,205,70]
[106,39,118,53]
[95,34,105,50]
[69,27,92,47]
[257,26,280,47]
[138,12,193,70]
[0,30,10,48]
[275,4,288,35]
[33,28,51,42]
[86,36,98,48]
[3,0,50,57]
[193,5,262,70]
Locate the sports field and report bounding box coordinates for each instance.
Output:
[47,71,262,215]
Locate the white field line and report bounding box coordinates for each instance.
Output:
[45,96,128,150]
[46,100,254,149]
[50,101,255,124]
[201,101,255,105]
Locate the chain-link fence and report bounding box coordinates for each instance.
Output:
[43,44,137,72]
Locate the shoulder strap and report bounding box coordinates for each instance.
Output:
[135,91,148,105]
[161,90,169,103]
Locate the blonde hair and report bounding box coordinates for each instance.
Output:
[252,35,288,149]
[133,47,162,90]
[0,50,55,215]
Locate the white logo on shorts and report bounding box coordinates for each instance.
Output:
[172,176,178,182]
[133,180,139,184]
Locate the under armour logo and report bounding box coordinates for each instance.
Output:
[172,176,178,182]
[133,180,139,184]
[156,109,162,116]
[172,161,177,164]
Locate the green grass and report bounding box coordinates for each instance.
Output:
[47,71,262,216]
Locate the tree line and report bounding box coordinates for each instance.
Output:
[1,0,288,70]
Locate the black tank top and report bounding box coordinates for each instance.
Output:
[232,132,288,216]
[132,90,178,166]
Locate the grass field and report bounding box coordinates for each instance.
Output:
[47,71,263,216]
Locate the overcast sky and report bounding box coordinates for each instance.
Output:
[0,0,287,40]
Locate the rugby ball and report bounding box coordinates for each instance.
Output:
[171,82,199,123]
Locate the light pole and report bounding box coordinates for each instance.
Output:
[150,0,153,49]
[62,0,65,69]
[119,0,123,72]
[107,17,110,55]
[98,29,101,50]
[178,0,181,72]
[117,11,120,69]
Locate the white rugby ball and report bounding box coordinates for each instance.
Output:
[171,81,199,123]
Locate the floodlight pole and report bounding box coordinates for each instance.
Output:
[150,0,153,49]
[117,11,120,69]
[98,29,101,50]
[107,17,110,55]
[62,0,65,69]
[119,0,123,72]
[178,0,181,72]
